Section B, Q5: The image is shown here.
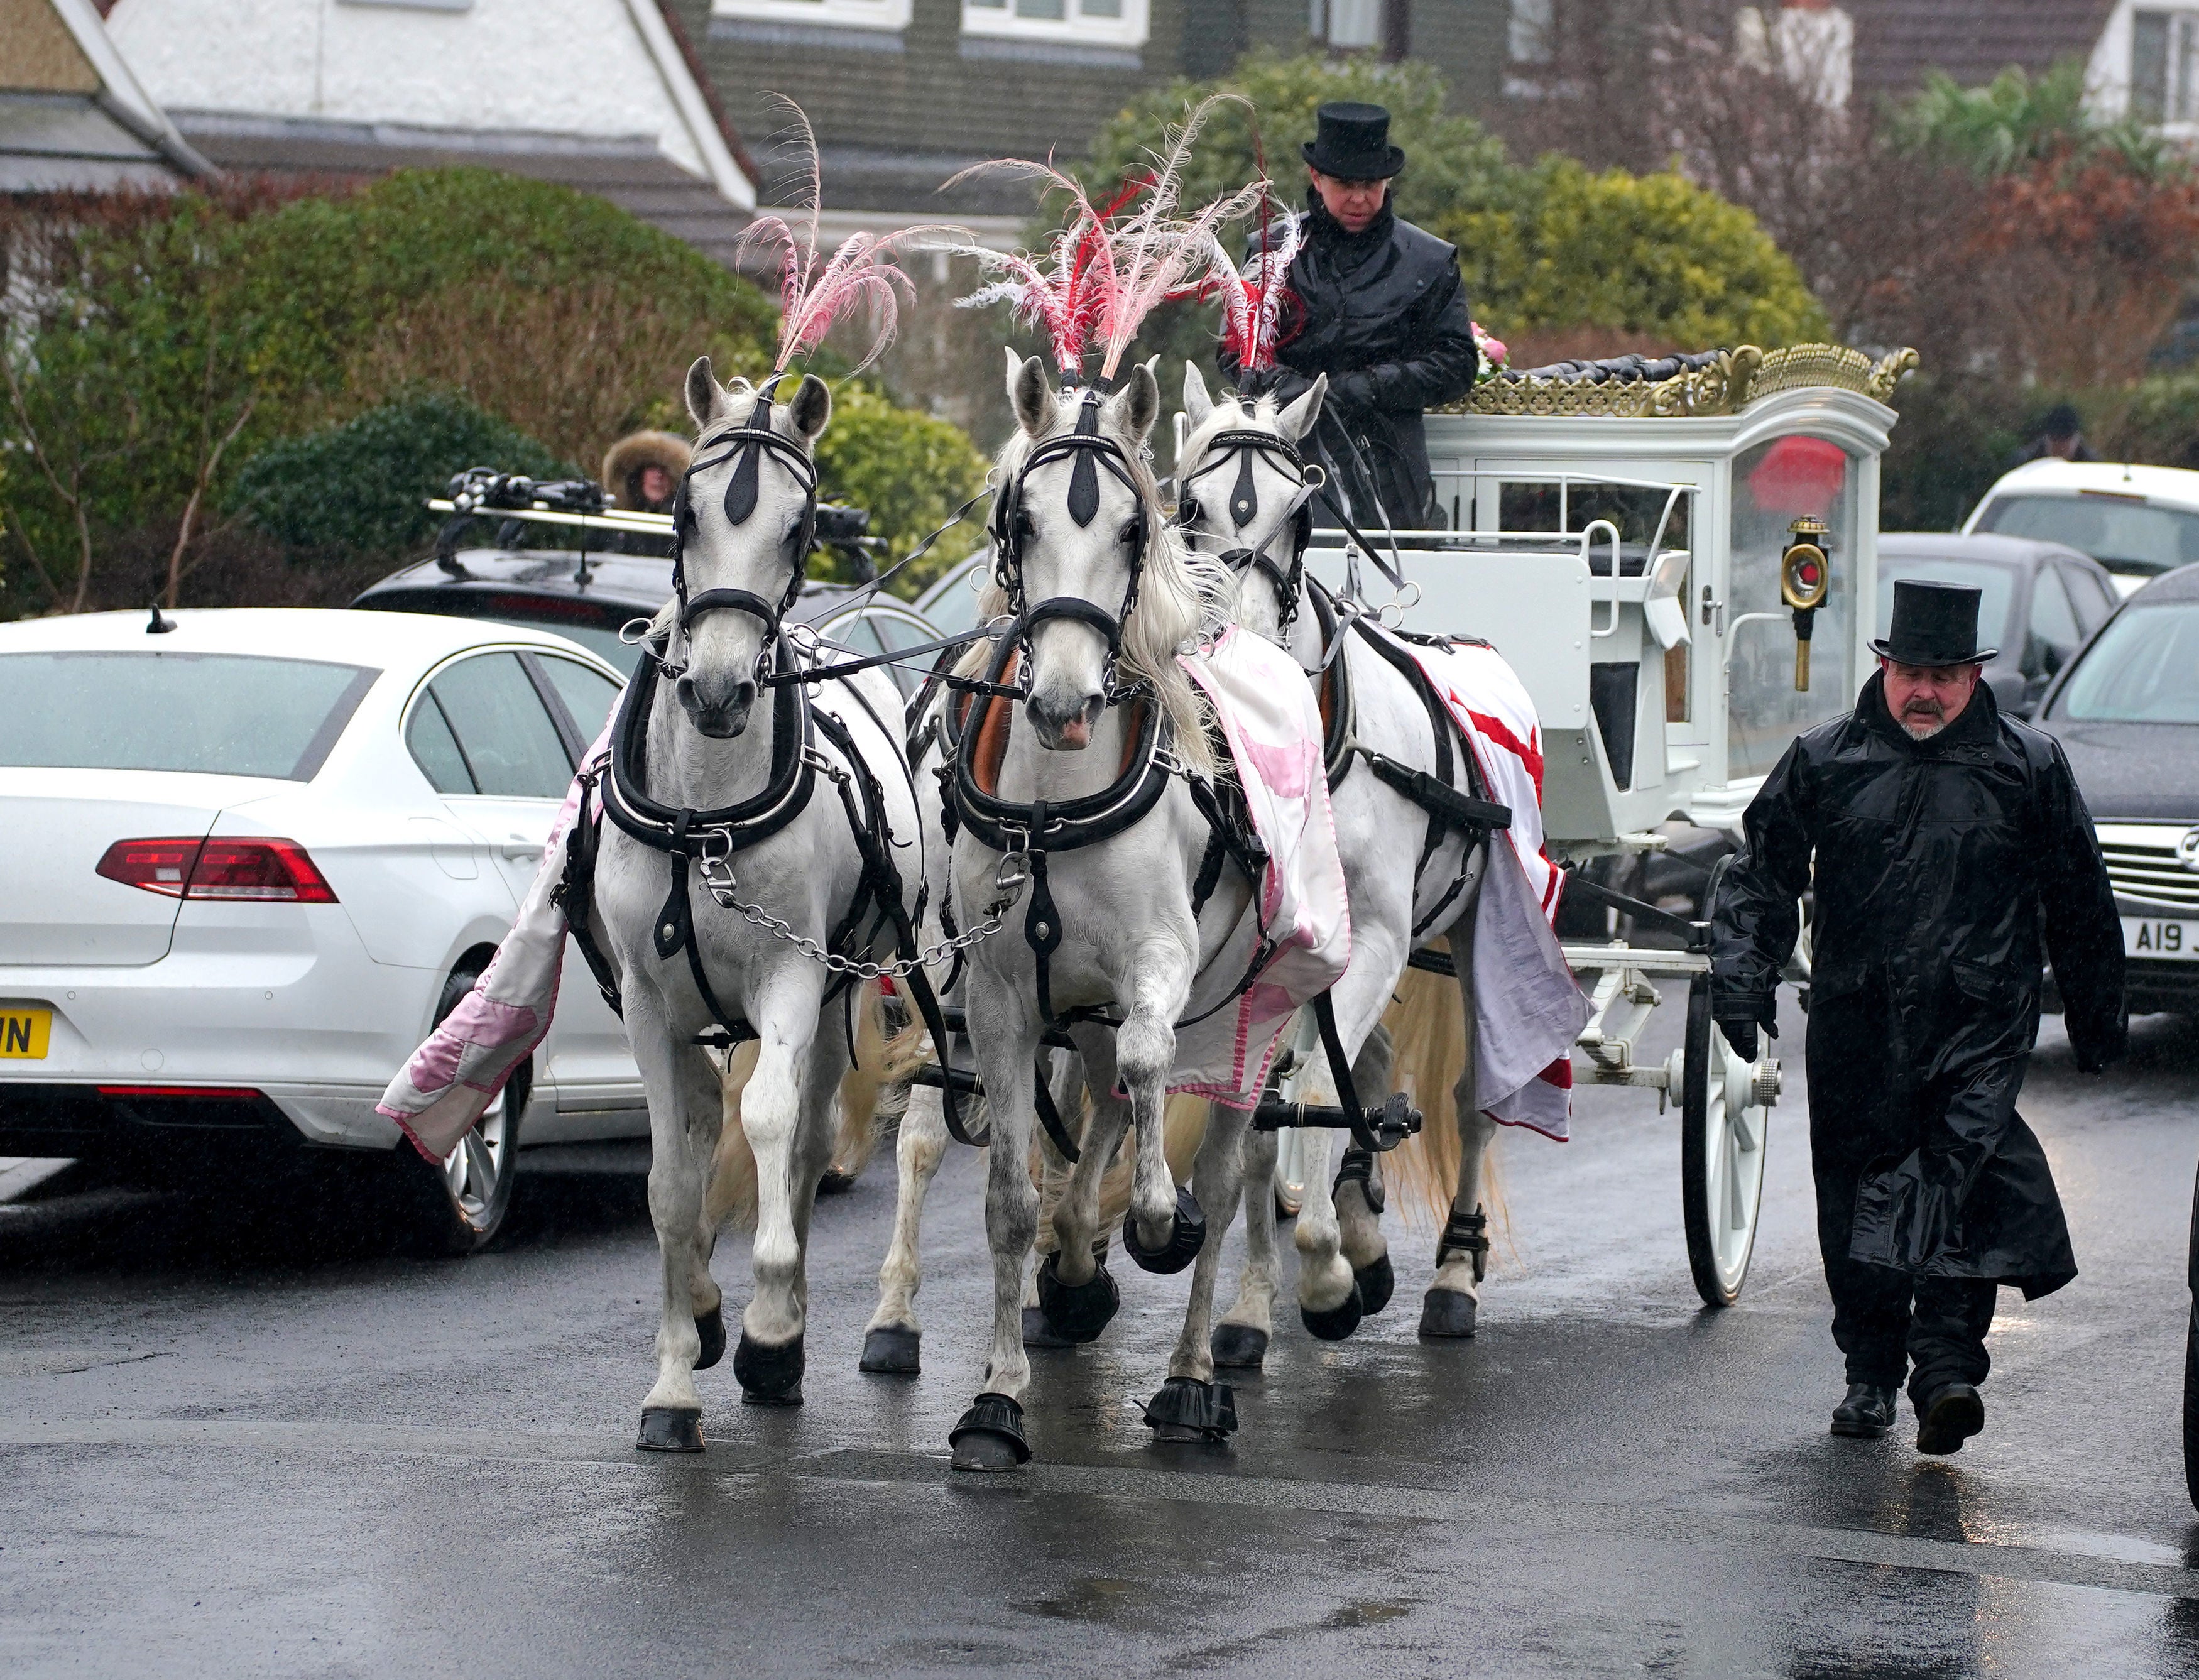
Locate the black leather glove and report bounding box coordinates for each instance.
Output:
[1713,1001,1777,1062]
[1329,369,1377,411]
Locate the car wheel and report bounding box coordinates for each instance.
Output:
[392,963,527,1257]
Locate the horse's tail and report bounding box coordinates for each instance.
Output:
[1376,940,1509,1244]
[705,981,892,1233]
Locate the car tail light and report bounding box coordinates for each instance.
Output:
[95,837,200,897]
[97,837,338,903]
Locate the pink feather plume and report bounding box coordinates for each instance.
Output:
[738,97,964,376]
[950,95,1265,381]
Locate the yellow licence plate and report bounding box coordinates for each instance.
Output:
[0,1008,52,1059]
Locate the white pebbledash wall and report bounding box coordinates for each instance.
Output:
[106,0,752,206]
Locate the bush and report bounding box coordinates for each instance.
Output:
[228,391,569,557]
[1,170,984,614]
[815,384,991,594]
[1434,156,1828,352]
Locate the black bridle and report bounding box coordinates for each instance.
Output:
[1176,427,1321,636]
[662,376,819,674]
[988,384,1154,703]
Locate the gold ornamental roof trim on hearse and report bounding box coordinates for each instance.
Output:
[1441,344,1921,420]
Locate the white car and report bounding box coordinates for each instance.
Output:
[0,608,644,1252]
[1964,459,2199,597]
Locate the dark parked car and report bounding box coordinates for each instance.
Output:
[2032,562,2199,1018]
[1878,533,2120,719]
[354,472,941,695]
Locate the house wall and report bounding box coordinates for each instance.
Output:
[108,0,713,177]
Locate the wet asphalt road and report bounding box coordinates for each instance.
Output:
[4,997,2198,1679]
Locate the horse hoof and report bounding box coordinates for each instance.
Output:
[635,1406,704,1453]
[693,1304,727,1372]
[1123,1185,1206,1275]
[1142,1376,1237,1443]
[859,1325,920,1375]
[1301,1283,1365,1342]
[816,1168,857,1196]
[1418,1286,1478,1339]
[1354,1253,1395,1317]
[1022,1306,1075,1350]
[1209,1323,1269,1370]
[949,1392,1031,1471]
[732,1331,805,1405]
[1035,1252,1119,1344]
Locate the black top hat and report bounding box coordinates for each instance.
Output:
[1302,102,1405,181]
[1872,579,1999,667]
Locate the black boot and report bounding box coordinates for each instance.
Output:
[1830,1381,1899,1437]
[1914,1382,1985,1456]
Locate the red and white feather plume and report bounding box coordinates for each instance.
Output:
[738,98,964,376]
[1206,209,1304,375]
[951,96,1265,382]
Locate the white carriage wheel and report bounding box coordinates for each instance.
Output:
[1681,973,1770,1307]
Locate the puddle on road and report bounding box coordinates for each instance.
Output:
[1324,1599,1414,1628]
[1020,1576,1138,1621]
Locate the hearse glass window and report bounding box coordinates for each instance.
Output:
[962,0,1147,46]
[1727,435,1857,780]
[1495,479,1694,725]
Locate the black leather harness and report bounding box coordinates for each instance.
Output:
[552,386,981,1147]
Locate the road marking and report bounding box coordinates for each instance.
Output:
[2,1415,2191,1602]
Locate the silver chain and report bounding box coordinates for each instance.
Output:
[695,849,1028,983]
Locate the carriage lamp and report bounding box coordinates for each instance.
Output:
[1778,518,1831,691]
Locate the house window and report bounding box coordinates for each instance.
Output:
[2133,10,2199,122]
[712,0,910,33]
[1309,0,1383,49]
[962,0,1148,47]
[1508,0,1553,63]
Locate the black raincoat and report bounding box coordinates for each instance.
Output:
[1711,672,2125,1298]
[1219,188,1479,530]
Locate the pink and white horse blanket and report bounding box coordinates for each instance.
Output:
[375,719,613,1163]
[1169,625,1351,1108]
[1397,632,1590,1141]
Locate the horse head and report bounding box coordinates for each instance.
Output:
[996,350,1167,752]
[672,356,831,738]
[1177,363,1327,642]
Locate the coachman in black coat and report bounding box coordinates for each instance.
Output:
[1218,103,1480,530]
[1711,581,2125,1454]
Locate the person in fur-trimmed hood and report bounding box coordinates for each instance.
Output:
[601,429,690,514]
[600,430,690,555]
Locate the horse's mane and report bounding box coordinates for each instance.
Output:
[956,402,1230,778]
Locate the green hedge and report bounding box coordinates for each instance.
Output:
[1,170,985,613]
[228,391,568,556]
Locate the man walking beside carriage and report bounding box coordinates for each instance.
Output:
[1711,581,2125,1455]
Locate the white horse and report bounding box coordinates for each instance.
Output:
[940,351,1279,1469]
[1176,363,1502,1351]
[591,359,929,1449]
